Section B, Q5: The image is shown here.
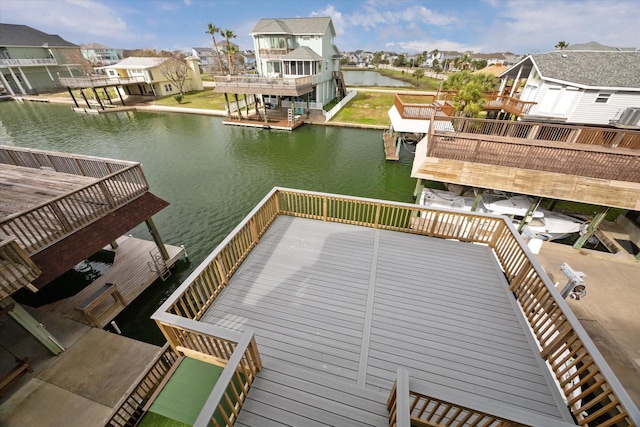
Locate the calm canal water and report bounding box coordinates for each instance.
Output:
[343,70,412,87]
[0,101,416,344]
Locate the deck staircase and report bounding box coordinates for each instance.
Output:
[334,71,347,99]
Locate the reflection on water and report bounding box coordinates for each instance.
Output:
[343,70,413,87]
[0,101,416,344]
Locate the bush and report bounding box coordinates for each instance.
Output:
[173,94,183,104]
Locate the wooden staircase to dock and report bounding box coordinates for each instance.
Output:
[334,71,347,99]
[383,131,399,161]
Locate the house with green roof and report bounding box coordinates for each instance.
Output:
[498,49,640,127]
[0,23,82,96]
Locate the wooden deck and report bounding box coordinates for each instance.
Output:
[383,131,399,161]
[0,163,97,217]
[40,236,185,328]
[201,216,572,425]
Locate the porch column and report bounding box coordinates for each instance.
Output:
[8,68,26,95]
[573,208,609,250]
[509,65,523,98]
[0,72,15,96]
[0,297,65,355]
[17,67,33,92]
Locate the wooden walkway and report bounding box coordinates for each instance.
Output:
[201,216,572,425]
[41,236,184,327]
[383,132,398,161]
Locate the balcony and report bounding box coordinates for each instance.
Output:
[256,48,293,58]
[115,188,640,427]
[413,117,640,210]
[58,75,146,88]
[0,58,57,67]
[0,145,149,254]
[212,75,314,96]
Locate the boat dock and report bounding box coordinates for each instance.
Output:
[40,235,185,328]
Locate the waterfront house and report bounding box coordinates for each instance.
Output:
[101,56,204,97]
[106,188,639,426]
[0,23,82,96]
[497,50,640,127]
[213,16,345,117]
[80,42,120,66]
[191,47,218,73]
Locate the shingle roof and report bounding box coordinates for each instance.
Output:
[565,41,636,52]
[531,51,640,88]
[281,46,323,61]
[0,23,77,47]
[102,57,169,70]
[251,17,333,36]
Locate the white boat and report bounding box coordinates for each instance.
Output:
[419,188,480,212]
[419,189,586,241]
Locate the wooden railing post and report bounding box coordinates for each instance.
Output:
[322,196,327,221]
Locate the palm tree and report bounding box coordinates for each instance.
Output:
[221,29,238,74]
[206,23,224,73]
[555,41,569,50]
[224,44,239,74]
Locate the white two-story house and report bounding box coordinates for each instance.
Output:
[498,49,640,127]
[250,17,342,106]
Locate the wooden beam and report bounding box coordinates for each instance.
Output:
[0,297,64,355]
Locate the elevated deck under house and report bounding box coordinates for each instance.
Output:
[107,188,639,427]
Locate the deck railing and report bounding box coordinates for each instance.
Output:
[425,120,640,183]
[58,75,146,88]
[152,188,639,426]
[394,93,456,119]
[389,368,575,427]
[0,146,149,254]
[0,58,57,67]
[193,328,262,427]
[433,117,640,149]
[105,344,180,427]
[482,94,537,116]
[150,310,262,427]
[0,234,41,299]
[213,75,313,93]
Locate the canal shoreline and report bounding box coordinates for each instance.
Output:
[12,93,390,130]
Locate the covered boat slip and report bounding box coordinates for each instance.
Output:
[200,215,571,424]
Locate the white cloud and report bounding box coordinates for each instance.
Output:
[2,0,155,45]
[483,0,640,53]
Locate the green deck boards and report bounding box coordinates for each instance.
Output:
[146,357,224,426]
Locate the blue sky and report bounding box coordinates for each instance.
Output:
[2,0,639,55]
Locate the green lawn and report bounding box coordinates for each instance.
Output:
[330,92,393,126]
[150,90,227,110]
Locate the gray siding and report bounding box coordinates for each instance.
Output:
[202,216,570,425]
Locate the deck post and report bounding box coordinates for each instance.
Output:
[0,297,64,355]
[234,94,243,119]
[518,197,541,232]
[79,89,91,109]
[92,87,105,110]
[322,197,327,221]
[145,217,170,261]
[103,87,113,106]
[224,93,231,118]
[471,189,484,212]
[116,87,126,106]
[67,87,79,108]
[573,207,609,249]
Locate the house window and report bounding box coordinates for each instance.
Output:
[164,83,173,92]
[595,92,612,103]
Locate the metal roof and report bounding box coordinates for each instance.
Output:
[500,51,640,90]
[0,23,78,48]
[281,46,323,61]
[251,17,334,36]
[102,57,169,70]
